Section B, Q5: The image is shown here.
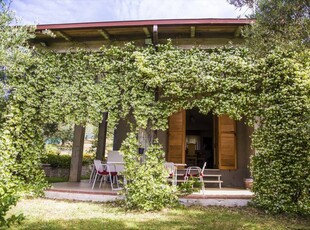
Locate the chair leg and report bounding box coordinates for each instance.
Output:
[92,173,98,190]
[173,167,177,186]
[109,174,120,191]
[115,175,119,188]
[89,165,95,183]
[200,176,205,194]
[99,175,104,188]
[109,173,114,190]
[172,174,176,186]
[219,178,222,189]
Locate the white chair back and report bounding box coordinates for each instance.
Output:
[164,162,175,176]
[107,151,124,172]
[201,162,207,174]
[94,160,105,172]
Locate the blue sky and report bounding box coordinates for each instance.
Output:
[5,0,251,25]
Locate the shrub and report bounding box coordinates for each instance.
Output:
[250,50,310,214]
[43,146,94,168]
[121,133,179,211]
[44,154,71,168]
[82,153,94,166]
[45,144,60,155]
[177,177,202,196]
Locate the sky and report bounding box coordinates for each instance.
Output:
[5,0,251,25]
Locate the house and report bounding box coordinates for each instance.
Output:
[33,18,254,187]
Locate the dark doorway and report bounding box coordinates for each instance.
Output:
[186,108,214,168]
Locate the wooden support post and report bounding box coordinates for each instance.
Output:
[69,124,86,182]
[96,112,108,160]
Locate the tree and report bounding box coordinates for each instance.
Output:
[228,0,256,8]
[228,0,310,56]
[45,124,74,146]
[0,2,47,227]
[229,0,310,214]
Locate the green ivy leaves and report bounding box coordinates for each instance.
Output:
[0,6,309,218]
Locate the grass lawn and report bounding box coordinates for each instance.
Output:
[7,198,309,230]
[45,177,69,183]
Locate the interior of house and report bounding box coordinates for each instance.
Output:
[185,109,216,169]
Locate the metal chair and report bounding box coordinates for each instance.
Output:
[91,160,119,190]
[164,162,177,186]
[199,162,223,189]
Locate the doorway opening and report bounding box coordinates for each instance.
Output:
[185,108,217,168]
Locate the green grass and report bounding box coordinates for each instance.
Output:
[46,177,69,183]
[7,198,310,230]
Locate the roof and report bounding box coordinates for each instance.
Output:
[32,18,253,50]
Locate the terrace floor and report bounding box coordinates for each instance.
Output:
[45,180,254,206]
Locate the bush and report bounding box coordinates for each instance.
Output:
[43,145,94,168]
[82,154,94,166]
[121,133,179,211]
[44,154,71,168]
[178,177,202,195]
[45,144,60,155]
[250,50,310,214]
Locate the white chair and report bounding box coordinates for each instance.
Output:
[182,165,204,192]
[91,160,119,190]
[164,162,177,186]
[184,166,202,181]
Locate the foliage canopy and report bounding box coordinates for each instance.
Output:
[0,1,309,226]
[229,0,310,56]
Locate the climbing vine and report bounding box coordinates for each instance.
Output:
[250,49,310,214]
[1,7,309,224]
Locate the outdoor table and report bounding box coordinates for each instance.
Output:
[107,162,126,187]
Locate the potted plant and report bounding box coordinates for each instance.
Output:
[244,178,253,190]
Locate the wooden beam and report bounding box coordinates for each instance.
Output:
[143,27,150,37]
[234,26,242,37]
[190,26,196,38]
[32,37,245,52]
[98,29,110,40]
[56,31,72,41]
[153,24,158,46]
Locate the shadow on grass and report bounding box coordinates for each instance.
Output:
[11,217,238,230]
[12,206,310,230]
[8,199,310,230]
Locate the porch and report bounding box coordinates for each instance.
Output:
[45,180,254,206]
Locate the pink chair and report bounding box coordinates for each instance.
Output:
[91,160,119,190]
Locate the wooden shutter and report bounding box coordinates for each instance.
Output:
[218,115,237,169]
[167,110,186,164]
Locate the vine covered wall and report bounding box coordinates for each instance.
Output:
[1,14,309,221]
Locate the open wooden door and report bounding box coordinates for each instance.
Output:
[218,115,237,170]
[167,110,186,164]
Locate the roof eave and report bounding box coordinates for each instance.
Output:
[36,18,254,31]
